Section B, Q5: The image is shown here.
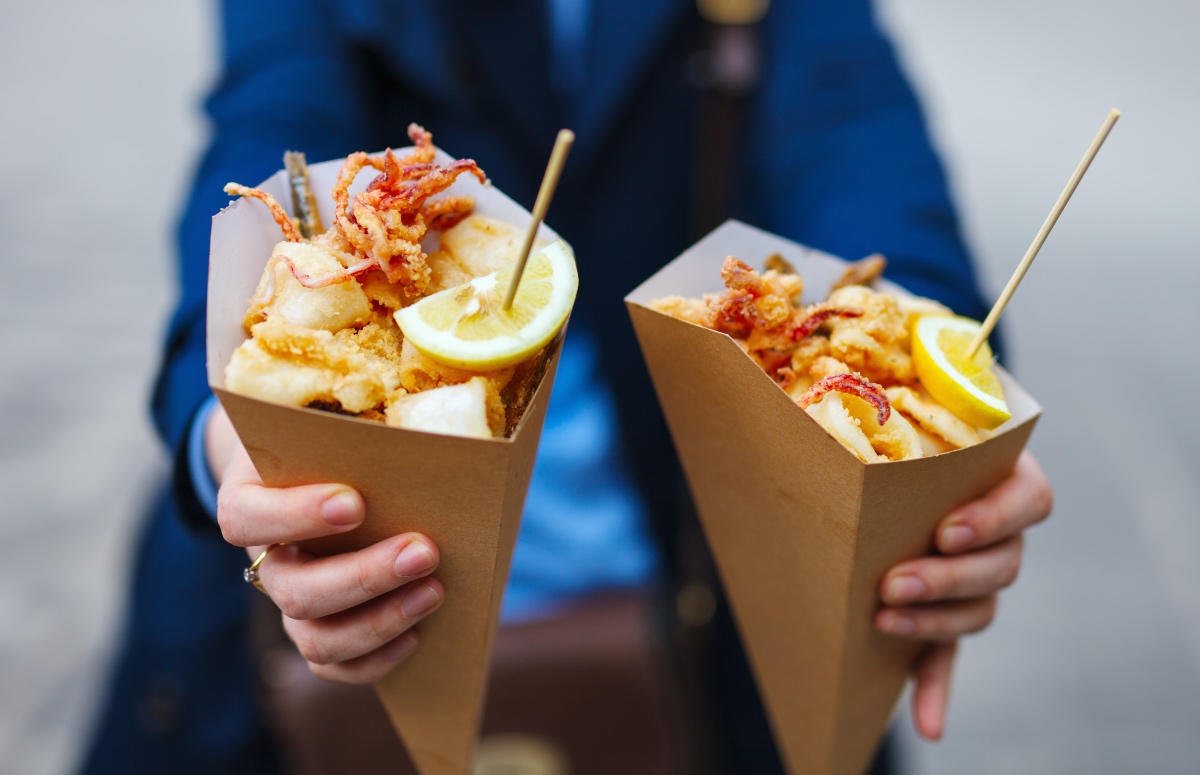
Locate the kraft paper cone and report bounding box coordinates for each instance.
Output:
[207,150,565,775]
[626,221,1041,775]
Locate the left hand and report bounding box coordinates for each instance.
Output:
[874,450,1053,740]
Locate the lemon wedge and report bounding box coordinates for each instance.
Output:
[395,240,577,370]
[912,315,1011,430]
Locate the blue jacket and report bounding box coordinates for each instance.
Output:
[84,1,984,772]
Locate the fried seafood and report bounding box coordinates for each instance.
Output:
[222,136,553,439]
[650,253,991,461]
[796,373,891,426]
[823,285,915,385]
[831,253,887,291]
[885,385,980,450]
[385,377,505,439]
[225,318,389,414]
[228,124,487,303]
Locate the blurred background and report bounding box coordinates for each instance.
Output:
[1,1,1196,773]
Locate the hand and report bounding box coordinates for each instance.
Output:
[206,406,444,683]
[874,450,1053,740]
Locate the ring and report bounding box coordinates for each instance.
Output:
[244,543,290,593]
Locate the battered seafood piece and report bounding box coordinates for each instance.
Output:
[225,318,389,413]
[222,135,552,438]
[649,254,989,461]
[385,377,505,438]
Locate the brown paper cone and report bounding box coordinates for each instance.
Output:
[626,221,1041,775]
[207,150,566,775]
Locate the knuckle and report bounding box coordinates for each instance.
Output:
[292,629,332,666]
[999,549,1022,589]
[366,609,396,647]
[1034,481,1055,522]
[939,561,965,596]
[356,553,385,601]
[215,494,246,546]
[974,597,999,632]
[273,578,311,621]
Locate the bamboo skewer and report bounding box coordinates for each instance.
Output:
[503,129,575,311]
[967,109,1120,358]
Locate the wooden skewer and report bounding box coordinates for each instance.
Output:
[967,108,1120,358]
[503,129,575,311]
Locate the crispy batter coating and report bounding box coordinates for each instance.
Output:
[707,257,797,337]
[824,285,915,385]
[245,242,373,330]
[802,387,921,462]
[441,213,537,277]
[648,295,709,326]
[224,178,547,435]
[225,318,388,413]
[647,254,987,461]
[886,385,981,449]
[796,373,892,426]
[831,253,887,291]
[385,377,502,438]
[227,125,487,299]
[223,183,303,243]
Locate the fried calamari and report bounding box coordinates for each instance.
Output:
[649,252,986,461]
[222,133,545,440]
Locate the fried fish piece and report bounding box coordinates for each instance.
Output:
[831,253,887,291]
[886,385,981,449]
[648,295,709,326]
[225,318,387,413]
[824,285,915,385]
[245,241,373,331]
[385,376,505,438]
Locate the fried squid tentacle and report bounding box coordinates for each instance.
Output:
[223,184,303,243]
[229,127,487,297]
[796,373,892,426]
[421,195,477,231]
[788,306,862,342]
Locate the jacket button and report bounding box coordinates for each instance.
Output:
[138,675,184,734]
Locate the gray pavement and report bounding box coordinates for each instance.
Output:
[1,1,1197,773]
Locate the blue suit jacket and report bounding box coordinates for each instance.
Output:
[85,1,985,772]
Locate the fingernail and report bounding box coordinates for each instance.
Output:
[384,631,419,662]
[321,491,362,528]
[886,576,927,604]
[394,541,435,578]
[940,524,975,552]
[401,582,441,619]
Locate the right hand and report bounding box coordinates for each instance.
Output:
[206,405,444,683]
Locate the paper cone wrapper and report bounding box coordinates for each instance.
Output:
[626,221,1041,775]
[207,150,564,775]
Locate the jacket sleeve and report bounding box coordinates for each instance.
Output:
[150,0,378,455]
[744,0,990,323]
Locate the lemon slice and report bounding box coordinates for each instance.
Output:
[912,315,1011,430]
[395,240,577,370]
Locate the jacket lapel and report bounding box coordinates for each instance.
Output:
[362,0,690,170]
[573,0,689,166]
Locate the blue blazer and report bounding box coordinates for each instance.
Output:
[85,1,984,772]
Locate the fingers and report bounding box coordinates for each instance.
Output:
[255,534,439,620]
[217,446,365,547]
[308,630,421,685]
[881,536,1022,606]
[911,642,958,741]
[875,595,997,642]
[285,578,444,666]
[936,451,1053,554]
